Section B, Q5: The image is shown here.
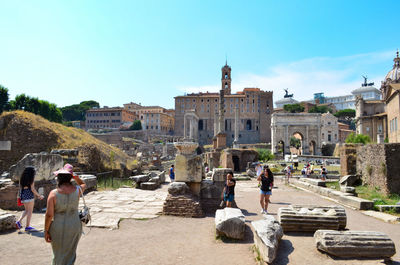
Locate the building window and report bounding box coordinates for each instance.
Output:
[198,120,204,131]
[328,134,331,141]
[246,120,252,130]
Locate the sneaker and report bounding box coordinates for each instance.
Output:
[260,209,265,214]
[25,226,36,232]
[16,221,22,229]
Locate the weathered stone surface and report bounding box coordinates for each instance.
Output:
[9,153,63,182]
[251,215,283,264]
[246,169,256,177]
[340,186,355,194]
[72,175,97,192]
[278,206,342,232]
[339,175,359,187]
[212,168,232,182]
[168,182,190,195]
[130,174,149,184]
[163,194,204,218]
[302,178,326,187]
[292,179,374,210]
[149,176,161,186]
[377,205,400,213]
[215,208,246,239]
[140,182,159,190]
[290,205,347,229]
[314,230,396,258]
[50,149,79,156]
[175,154,203,183]
[158,171,166,183]
[0,211,16,232]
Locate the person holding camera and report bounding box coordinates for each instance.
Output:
[44,164,86,265]
[257,165,274,214]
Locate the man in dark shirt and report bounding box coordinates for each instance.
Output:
[223,171,236,207]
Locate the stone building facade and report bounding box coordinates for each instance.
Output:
[174,63,273,145]
[85,107,137,129]
[355,96,387,143]
[142,112,174,134]
[321,112,339,144]
[338,122,354,143]
[381,51,400,143]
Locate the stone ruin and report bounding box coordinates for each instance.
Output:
[278,205,347,232]
[162,142,205,217]
[130,171,166,190]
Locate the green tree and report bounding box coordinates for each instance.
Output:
[334,109,355,121]
[345,133,371,144]
[0,85,9,114]
[308,105,332,113]
[290,136,301,149]
[256,148,275,162]
[130,120,142,130]
[61,100,100,121]
[284,103,304,113]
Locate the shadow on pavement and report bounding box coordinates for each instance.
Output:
[283,231,315,237]
[241,208,257,216]
[271,239,294,265]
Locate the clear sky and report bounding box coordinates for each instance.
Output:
[1,0,399,109]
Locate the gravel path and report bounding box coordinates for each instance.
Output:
[1,179,399,264]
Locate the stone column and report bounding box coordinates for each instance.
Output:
[214,111,218,136]
[189,118,193,140]
[304,126,309,154]
[271,125,276,153]
[233,107,239,147]
[284,125,289,154]
[317,124,322,155]
[218,89,225,134]
[184,116,188,139]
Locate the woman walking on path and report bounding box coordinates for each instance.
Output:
[16,167,44,231]
[257,165,274,214]
[44,164,86,265]
[222,171,236,208]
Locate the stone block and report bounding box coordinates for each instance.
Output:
[158,171,166,183]
[149,176,161,186]
[175,154,203,183]
[246,169,256,177]
[130,174,149,184]
[340,186,355,194]
[162,194,204,218]
[314,230,396,258]
[278,206,342,232]
[50,149,79,156]
[212,168,232,182]
[377,205,400,213]
[302,178,326,187]
[290,205,347,229]
[73,175,97,192]
[251,215,283,264]
[168,182,190,196]
[9,153,64,182]
[0,211,16,232]
[215,208,246,239]
[140,182,159,190]
[0,140,11,151]
[339,175,359,187]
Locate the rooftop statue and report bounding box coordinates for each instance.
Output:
[284,88,294,98]
[362,75,374,87]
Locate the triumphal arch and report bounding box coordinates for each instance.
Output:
[271,113,322,155]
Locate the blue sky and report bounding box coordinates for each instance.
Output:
[1,0,399,109]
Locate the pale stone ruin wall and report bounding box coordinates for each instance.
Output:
[356,143,400,194]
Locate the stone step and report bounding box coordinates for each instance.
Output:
[301,178,326,187]
[314,230,396,258]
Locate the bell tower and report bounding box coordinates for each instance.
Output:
[221,61,231,95]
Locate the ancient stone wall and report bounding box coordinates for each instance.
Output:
[339,144,359,176]
[356,143,400,194]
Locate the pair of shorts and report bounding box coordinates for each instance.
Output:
[260,190,272,195]
[20,188,34,203]
[224,193,234,202]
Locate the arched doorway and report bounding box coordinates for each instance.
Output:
[290,132,303,155]
[232,155,240,172]
[309,140,316,155]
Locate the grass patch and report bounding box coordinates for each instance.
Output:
[355,185,400,205]
[327,181,340,190]
[252,245,262,263]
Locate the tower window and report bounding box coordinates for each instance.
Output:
[225,73,228,79]
[225,82,228,89]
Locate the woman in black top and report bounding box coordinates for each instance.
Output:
[257,165,274,214]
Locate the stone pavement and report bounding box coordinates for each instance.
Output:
[83,186,168,229]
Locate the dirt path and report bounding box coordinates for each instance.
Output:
[1,180,399,265]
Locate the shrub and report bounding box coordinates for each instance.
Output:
[257,148,274,162]
[345,133,371,144]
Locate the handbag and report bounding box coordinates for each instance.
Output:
[78,186,91,225]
